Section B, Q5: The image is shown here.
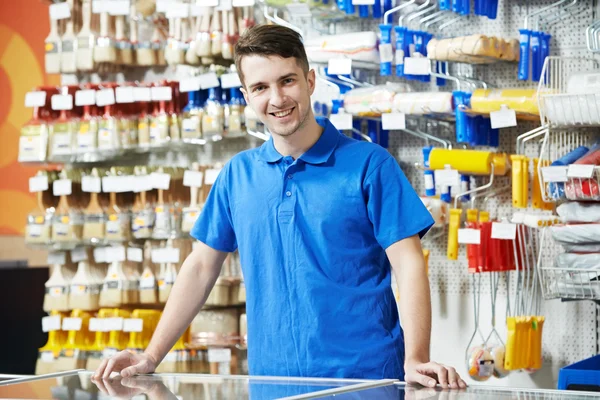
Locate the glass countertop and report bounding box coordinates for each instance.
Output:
[0,371,598,400]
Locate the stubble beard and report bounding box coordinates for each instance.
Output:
[268,104,309,138]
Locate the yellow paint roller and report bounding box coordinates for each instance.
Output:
[430,149,493,175]
[470,88,539,115]
[492,153,510,176]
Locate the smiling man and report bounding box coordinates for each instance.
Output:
[93,24,466,389]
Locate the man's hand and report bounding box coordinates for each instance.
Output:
[405,361,467,389]
[93,351,158,380]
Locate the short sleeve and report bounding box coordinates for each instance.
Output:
[364,156,434,249]
[190,166,237,252]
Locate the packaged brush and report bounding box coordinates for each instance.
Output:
[69,257,102,311]
[82,168,106,243]
[45,6,62,74]
[181,90,203,140]
[44,261,74,312]
[19,92,51,162]
[181,163,204,233]
[202,86,225,139]
[132,166,155,239]
[139,241,158,304]
[56,309,95,371]
[60,0,77,73]
[76,0,96,71]
[26,171,56,245]
[105,168,132,243]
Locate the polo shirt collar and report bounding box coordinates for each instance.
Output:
[257,118,340,165]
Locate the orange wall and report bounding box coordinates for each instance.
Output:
[0,1,60,236]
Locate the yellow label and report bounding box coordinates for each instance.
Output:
[157,280,165,287]
[79,123,89,134]
[35,216,45,224]
[151,122,157,129]
[134,217,145,226]
[45,42,55,52]
[108,214,118,222]
[189,212,197,217]
[110,273,118,279]
[138,122,147,130]
[61,216,70,224]
[64,349,74,357]
[77,285,85,292]
[143,272,151,278]
[52,287,62,296]
[155,207,164,213]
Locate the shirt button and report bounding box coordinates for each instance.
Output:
[288,174,293,179]
[285,191,292,197]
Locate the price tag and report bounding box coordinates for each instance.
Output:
[286,3,311,17]
[82,176,102,193]
[102,176,133,193]
[352,0,375,4]
[220,73,242,89]
[378,43,393,64]
[89,318,105,332]
[92,0,108,13]
[151,248,181,263]
[71,247,88,263]
[42,316,62,332]
[190,4,214,15]
[179,77,201,93]
[434,169,460,187]
[199,72,220,89]
[491,222,517,240]
[184,170,204,187]
[94,247,107,263]
[53,179,72,196]
[541,166,568,183]
[156,0,175,12]
[490,105,518,129]
[327,58,352,75]
[116,87,135,103]
[51,94,73,111]
[105,317,124,331]
[62,317,82,331]
[216,0,233,10]
[108,0,131,15]
[123,318,144,332]
[25,91,47,107]
[96,89,116,106]
[208,348,231,363]
[134,175,154,192]
[404,57,430,75]
[133,87,152,101]
[567,164,595,178]
[50,2,71,20]
[233,0,255,5]
[166,2,190,18]
[61,74,79,86]
[48,251,67,265]
[381,113,406,130]
[204,169,221,185]
[151,86,173,101]
[458,228,481,244]
[105,246,126,263]
[29,175,49,193]
[330,113,353,131]
[127,247,143,262]
[151,172,171,190]
[75,90,96,106]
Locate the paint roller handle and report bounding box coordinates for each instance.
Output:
[530,31,541,82]
[447,208,462,260]
[518,29,531,81]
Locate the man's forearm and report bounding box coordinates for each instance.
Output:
[145,249,223,364]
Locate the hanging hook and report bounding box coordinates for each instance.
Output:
[383,0,416,25]
[454,163,495,209]
[524,0,570,30]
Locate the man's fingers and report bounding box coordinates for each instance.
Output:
[120,363,140,378]
[103,357,117,379]
[435,364,448,389]
[94,358,108,380]
[446,366,459,389]
[407,371,437,388]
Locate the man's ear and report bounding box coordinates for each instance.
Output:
[307,69,316,95]
[240,87,250,104]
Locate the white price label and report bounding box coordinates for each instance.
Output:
[190,4,214,15]
[127,247,143,262]
[329,113,353,131]
[404,57,430,75]
[116,87,135,103]
[75,90,96,106]
[434,169,460,187]
[151,86,173,101]
[29,175,49,193]
[179,77,201,93]
[541,166,568,183]
[48,251,67,265]
[50,2,71,20]
[94,247,107,263]
[233,0,255,5]
[151,248,180,264]
[133,87,152,101]
[204,169,221,185]
[286,3,311,17]
[199,72,220,89]
[352,0,375,4]
[51,94,73,111]
[92,0,108,13]
[491,222,517,240]
[82,176,102,193]
[102,175,133,193]
[108,0,131,15]
[490,106,518,129]
[89,318,105,332]
[134,175,154,192]
[184,170,204,187]
[567,164,595,178]
[25,91,47,108]
[216,0,233,10]
[208,348,231,363]
[62,317,82,331]
[378,43,394,64]
[71,247,88,263]
[151,172,171,190]
[381,113,406,130]
[41,352,55,362]
[458,228,481,244]
[327,58,352,75]
[96,89,116,106]
[105,317,124,331]
[53,179,72,196]
[220,73,242,89]
[105,246,126,263]
[123,318,144,332]
[166,2,190,18]
[42,316,62,332]
[156,0,174,12]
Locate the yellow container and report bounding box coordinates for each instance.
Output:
[429,149,493,176]
[470,88,539,115]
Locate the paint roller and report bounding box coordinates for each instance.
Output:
[429,149,509,176]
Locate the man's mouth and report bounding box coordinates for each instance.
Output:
[270,108,294,118]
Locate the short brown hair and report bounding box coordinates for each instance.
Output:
[234,24,310,86]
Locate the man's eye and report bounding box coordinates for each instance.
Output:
[253,86,266,93]
[283,78,295,84]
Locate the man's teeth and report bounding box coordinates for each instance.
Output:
[274,109,292,117]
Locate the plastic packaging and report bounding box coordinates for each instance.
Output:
[470,88,539,115]
[427,34,518,63]
[551,224,600,245]
[304,32,380,64]
[393,92,453,115]
[557,202,600,223]
[556,253,600,271]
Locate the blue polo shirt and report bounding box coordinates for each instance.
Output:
[191,118,434,380]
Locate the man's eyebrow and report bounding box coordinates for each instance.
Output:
[247,73,299,90]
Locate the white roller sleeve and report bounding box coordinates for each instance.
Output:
[551,224,600,245]
[556,253,600,271]
[420,196,448,228]
[304,32,380,64]
[557,201,600,223]
[392,92,454,115]
[342,84,406,116]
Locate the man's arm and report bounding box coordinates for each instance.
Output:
[387,235,466,389]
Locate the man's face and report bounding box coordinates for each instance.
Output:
[240,55,315,138]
